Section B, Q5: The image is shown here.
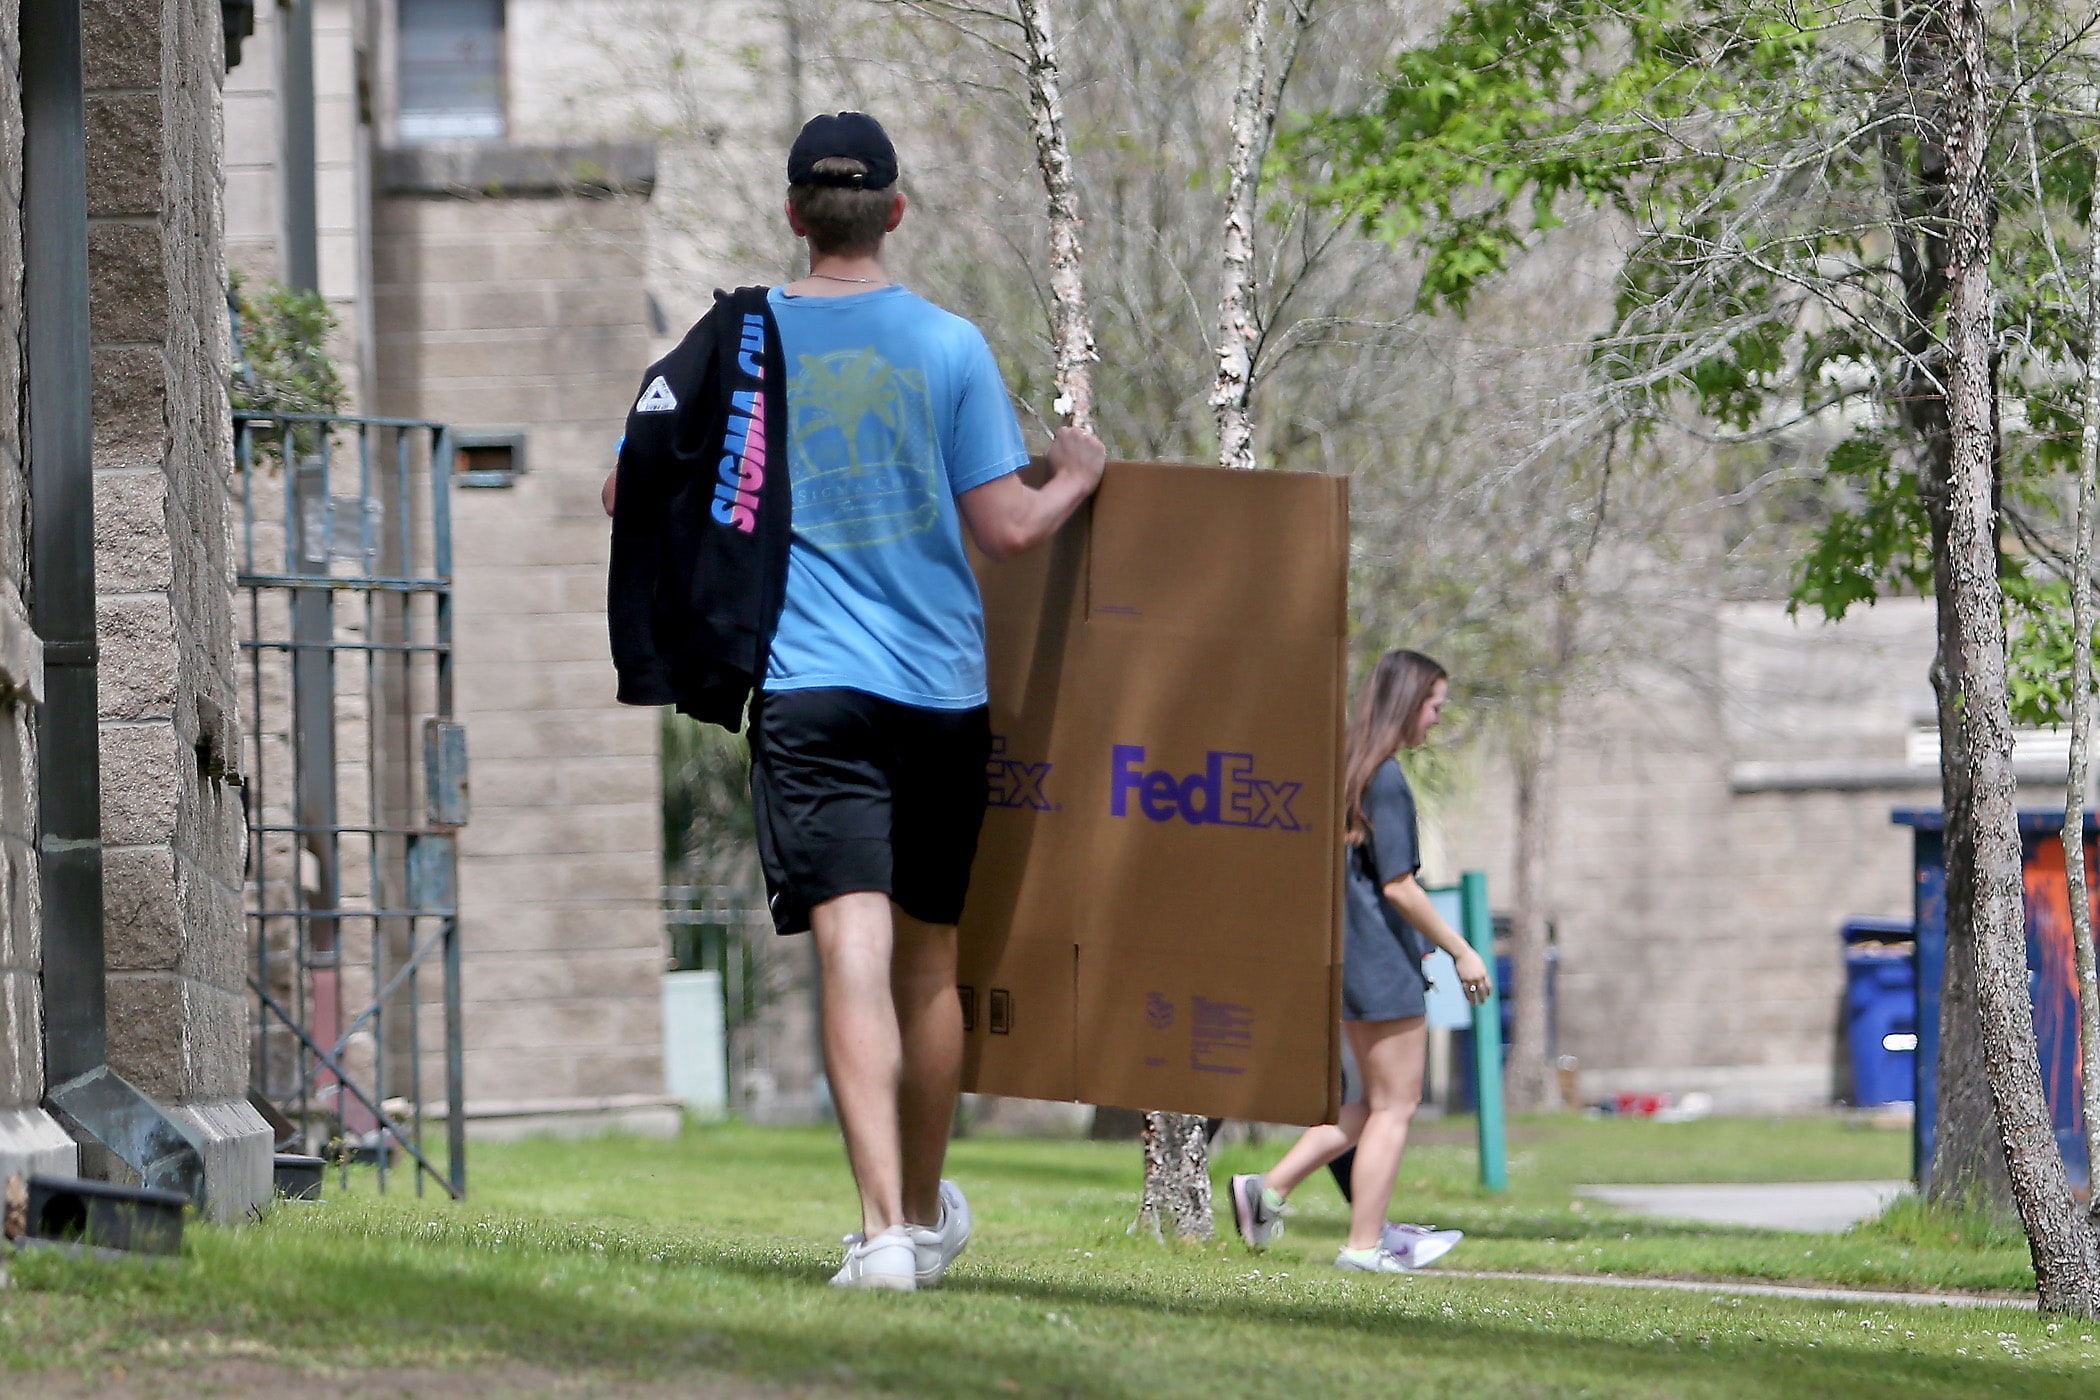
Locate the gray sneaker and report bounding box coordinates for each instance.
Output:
[1381,1221,1464,1269]
[829,1224,917,1291]
[1334,1244,1414,1274]
[1230,1173,1285,1251]
[911,1179,972,1288]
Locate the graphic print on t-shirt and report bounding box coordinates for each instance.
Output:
[788,348,940,550]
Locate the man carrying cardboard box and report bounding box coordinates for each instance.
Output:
[739,113,1103,1290]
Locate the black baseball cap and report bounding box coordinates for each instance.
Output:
[787,111,899,189]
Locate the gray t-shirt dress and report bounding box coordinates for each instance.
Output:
[1341,757,1431,1023]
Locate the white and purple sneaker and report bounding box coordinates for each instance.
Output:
[1381,1221,1464,1269]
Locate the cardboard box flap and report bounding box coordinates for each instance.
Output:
[1075,941,1341,1123]
[1086,462,1347,638]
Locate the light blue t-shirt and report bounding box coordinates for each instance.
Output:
[762,285,1029,709]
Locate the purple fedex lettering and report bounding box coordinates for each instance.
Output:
[986,735,1056,811]
[1110,745,1148,817]
[1110,745,1302,831]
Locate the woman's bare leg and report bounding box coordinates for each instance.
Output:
[1341,1016,1427,1251]
[1262,1101,1369,1199]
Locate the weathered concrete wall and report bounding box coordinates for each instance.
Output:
[84,0,268,1217]
[222,0,373,396]
[0,0,75,1182]
[1438,599,1941,1112]
[372,188,666,1123]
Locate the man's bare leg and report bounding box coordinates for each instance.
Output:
[811,891,905,1237]
[891,907,961,1226]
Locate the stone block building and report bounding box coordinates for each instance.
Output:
[1439,595,2083,1112]
[1,0,270,1219]
[222,1,677,1136]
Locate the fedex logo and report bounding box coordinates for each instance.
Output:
[711,313,768,534]
[986,735,1055,811]
[1110,745,1302,831]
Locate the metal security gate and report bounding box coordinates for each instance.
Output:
[235,410,468,1197]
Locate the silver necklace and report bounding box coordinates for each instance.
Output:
[808,272,885,285]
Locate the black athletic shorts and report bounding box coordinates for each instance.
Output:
[748,688,993,935]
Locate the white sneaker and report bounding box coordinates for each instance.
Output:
[1334,1245,1413,1274]
[1381,1221,1464,1269]
[829,1224,917,1291]
[911,1180,972,1288]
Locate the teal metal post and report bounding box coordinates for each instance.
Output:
[1461,870,1507,1191]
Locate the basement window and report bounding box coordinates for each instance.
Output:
[453,431,524,489]
[398,0,506,143]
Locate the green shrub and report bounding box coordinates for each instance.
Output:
[230,274,346,464]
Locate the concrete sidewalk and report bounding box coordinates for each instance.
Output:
[1575,1181,1911,1233]
[1433,1268,2033,1310]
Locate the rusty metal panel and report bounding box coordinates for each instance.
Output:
[424,719,470,829]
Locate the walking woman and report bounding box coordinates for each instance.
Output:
[1229,649,1492,1272]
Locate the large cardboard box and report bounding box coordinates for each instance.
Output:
[958,461,1348,1125]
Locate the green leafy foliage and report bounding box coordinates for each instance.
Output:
[1289,0,2100,724]
[1789,431,1932,622]
[2004,571,2100,729]
[661,711,756,882]
[229,274,346,464]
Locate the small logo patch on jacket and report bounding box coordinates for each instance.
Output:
[635,376,679,413]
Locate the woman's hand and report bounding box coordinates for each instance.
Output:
[1453,946,1493,1006]
[1383,872,1493,1004]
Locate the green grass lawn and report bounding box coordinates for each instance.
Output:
[1210,1112,2036,1295]
[0,1116,2083,1399]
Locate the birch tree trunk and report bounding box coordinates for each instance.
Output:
[1507,578,1577,1112]
[1210,0,1269,471]
[1943,0,2100,1315]
[1506,721,1556,1111]
[1136,0,1293,1244]
[2069,167,2100,1224]
[1014,0,1097,433]
[1010,0,1210,1242]
[1133,1111,1215,1241]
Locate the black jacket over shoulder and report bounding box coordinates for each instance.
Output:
[608,286,791,730]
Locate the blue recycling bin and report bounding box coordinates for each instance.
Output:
[1840,917,1915,1107]
[1892,809,2095,1191]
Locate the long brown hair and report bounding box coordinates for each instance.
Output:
[1343,649,1448,846]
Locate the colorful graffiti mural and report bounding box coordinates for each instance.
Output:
[1894,809,2095,1194]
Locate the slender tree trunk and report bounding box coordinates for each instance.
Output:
[1138,0,1296,1244]
[2069,177,2100,1221]
[1926,543,2019,1211]
[1210,0,1268,470]
[1506,721,1556,1111]
[1014,0,1097,433]
[1507,576,1577,1112]
[1943,0,2100,1315]
[1009,0,1209,1240]
[1878,0,2014,1215]
[1134,1111,1214,1241]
